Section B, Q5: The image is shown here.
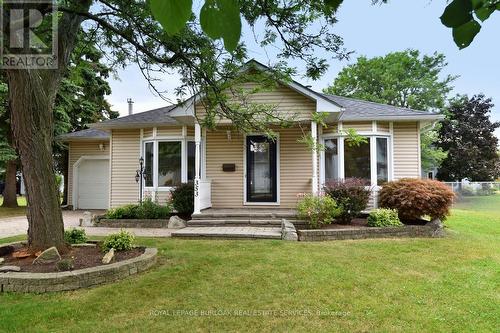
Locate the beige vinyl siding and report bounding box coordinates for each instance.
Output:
[343,122,372,132]
[143,128,153,138]
[68,141,110,205]
[110,129,141,207]
[280,127,313,207]
[377,122,390,133]
[393,122,420,179]
[205,126,312,208]
[196,82,316,123]
[157,126,182,137]
[187,127,195,137]
[205,128,244,207]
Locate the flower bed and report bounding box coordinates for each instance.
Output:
[297,219,444,241]
[0,242,157,293]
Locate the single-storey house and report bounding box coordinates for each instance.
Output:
[59,60,442,213]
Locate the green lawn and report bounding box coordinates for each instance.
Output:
[0,196,27,218]
[1,196,499,332]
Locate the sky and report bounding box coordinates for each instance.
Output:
[107,1,500,138]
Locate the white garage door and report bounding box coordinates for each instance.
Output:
[77,159,109,209]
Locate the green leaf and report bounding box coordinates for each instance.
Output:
[324,0,343,12]
[471,0,484,9]
[440,0,473,28]
[475,6,495,20]
[453,20,481,49]
[200,0,241,52]
[150,0,192,35]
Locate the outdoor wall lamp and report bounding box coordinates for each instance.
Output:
[98,143,105,151]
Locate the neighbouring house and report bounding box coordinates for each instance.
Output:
[59,60,443,212]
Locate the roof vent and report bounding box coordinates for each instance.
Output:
[127,98,134,115]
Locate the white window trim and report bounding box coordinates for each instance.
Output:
[319,132,393,189]
[141,135,204,194]
[243,133,281,206]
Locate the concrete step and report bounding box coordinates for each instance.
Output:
[187,219,307,228]
[192,212,298,219]
[171,227,282,240]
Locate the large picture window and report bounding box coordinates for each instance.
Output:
[158,142,182,187]
[322,135,391,186]
[344,141,371,180]
[143,140,200,189]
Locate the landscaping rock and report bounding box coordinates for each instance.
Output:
[102,248,115,264]
[32,247,61,265]
[281,219,298,241]
[0,258,4,264]
[168,216,187,229]
[0,265,21,272]
[81,211,93,227]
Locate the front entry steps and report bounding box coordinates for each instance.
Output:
[171,227,282,240]
[187,208,306,228]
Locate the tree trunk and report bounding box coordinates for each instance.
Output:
[61,149,69,206]
[5,1,90,252]
[2,159,18,208]
[7,70,66,252]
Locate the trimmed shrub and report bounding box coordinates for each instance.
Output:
[297,194,341,229]
[324,178,371,224]
[64,228,87,244]
[56,258,74,271]
[102,230,135,252]
[171,183,194,215]
[379,178,455,221]
[367,208,402,227]
[104,197,172,219]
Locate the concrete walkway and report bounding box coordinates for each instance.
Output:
[0,210,174,239]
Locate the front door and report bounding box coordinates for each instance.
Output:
[246,135,277,203]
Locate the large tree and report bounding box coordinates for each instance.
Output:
[323,50,456,111]
[437,95,500,181]
[0,77,18,208]
[2,0,348,251]
[323,50,455,174]
[53,35,118,205]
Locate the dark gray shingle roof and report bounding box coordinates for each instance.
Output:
[91,105,178,129]
[321,94,442,121]
[58,128,110,141]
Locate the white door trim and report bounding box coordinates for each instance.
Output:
[72,155,110,210]
[243,133,280,206]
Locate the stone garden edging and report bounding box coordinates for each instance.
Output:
[0,247,157,293]
[298,220,444,242]
[97,219,169,228]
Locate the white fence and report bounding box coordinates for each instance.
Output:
[443,181,500,196]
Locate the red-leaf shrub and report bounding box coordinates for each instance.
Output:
[324,178,371,224]
[378,178,455,221]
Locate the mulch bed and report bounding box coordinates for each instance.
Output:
[2,243,145,273]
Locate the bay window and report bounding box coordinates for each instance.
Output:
[143,139,200,189]
[322,135,390,186]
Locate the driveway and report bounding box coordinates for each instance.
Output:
[0,210,174,239]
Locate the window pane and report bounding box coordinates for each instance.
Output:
[187,141,196,181]
[324,138,338,181]
[144,142,154,187]
[377,138,388,184]
[344,140,370,180]
[158,142,181,187]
